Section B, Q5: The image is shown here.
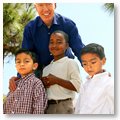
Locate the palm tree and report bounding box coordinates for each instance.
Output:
[3,3,36,59]
[103,3,114,14]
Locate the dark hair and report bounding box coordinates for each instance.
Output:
[15,49,38,63]
[51,30,69,43]
[80,43,105,59]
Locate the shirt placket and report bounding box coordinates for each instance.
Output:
[11,80,24,113]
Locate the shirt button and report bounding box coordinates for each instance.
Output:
[11,111,14,114]
[17,87,20,90]
[48,32,50,35]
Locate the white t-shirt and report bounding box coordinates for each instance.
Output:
[42,57,81,100]
[75,71,114,114]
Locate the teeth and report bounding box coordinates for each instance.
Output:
[44,13,49,16]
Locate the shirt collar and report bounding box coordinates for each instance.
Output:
[53,13,60,25]
[20,73,35,82]
[37,16,44,27]
[51,56,68,64]
[86,71,111,80]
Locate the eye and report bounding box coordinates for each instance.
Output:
[48,3,52,5]
[57,41,62,44]
[91,61,96,64]
[82,63,87,66]
[24,60,30,63]
[56,39,63,44]
[36,3,43,7]
[49,41,54,44]
[16,61,20,64]
[47,3,53,7]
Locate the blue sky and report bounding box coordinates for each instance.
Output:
[3,3,114,95]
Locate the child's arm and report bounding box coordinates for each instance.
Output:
[42,74,77,91]
[41,60,81,92]
[32,79,47,114]
[9,77,19,92]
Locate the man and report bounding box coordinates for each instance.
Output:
[9,3,84,91]
[22,3,84,66]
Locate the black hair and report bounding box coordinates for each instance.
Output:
[15,49,38,63]
[80,43,105,59]
[51,30,69,43]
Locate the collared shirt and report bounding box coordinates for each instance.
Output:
[42,57,81,100]
[75,71,114,114]
[3,73,47,114]
[22,13,84,66]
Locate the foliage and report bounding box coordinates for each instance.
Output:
[3,3,114,59]
[3,3,36,59]
[3,94,6,103]
[103,3,114,14]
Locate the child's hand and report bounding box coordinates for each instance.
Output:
[41,74,57,87]
[41,77,50,88]
[9,77,18,92]
[46,74,58,85]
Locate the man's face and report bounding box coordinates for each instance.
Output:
[35,3,56,26]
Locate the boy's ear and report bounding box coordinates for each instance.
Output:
[34,3,38,12]
[34,3,36,8]
[102,57,106,65]
[33,63,38,70]
[66,43,69,49]
[54,3,56,9]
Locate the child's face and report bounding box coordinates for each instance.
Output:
[49,33,68,60]
[81,53,106,77]
[15,53,38,77]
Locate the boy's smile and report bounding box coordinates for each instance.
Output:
[49,32,68,61]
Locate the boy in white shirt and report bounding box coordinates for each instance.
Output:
[75,43,114,114]
[41,30,81,114]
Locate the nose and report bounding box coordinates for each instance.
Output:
[42,5,49,11]
[20,62,24,66]
[51,43,57,48]
[86,63,92,70]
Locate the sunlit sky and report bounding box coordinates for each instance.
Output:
[3,3,114,95]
